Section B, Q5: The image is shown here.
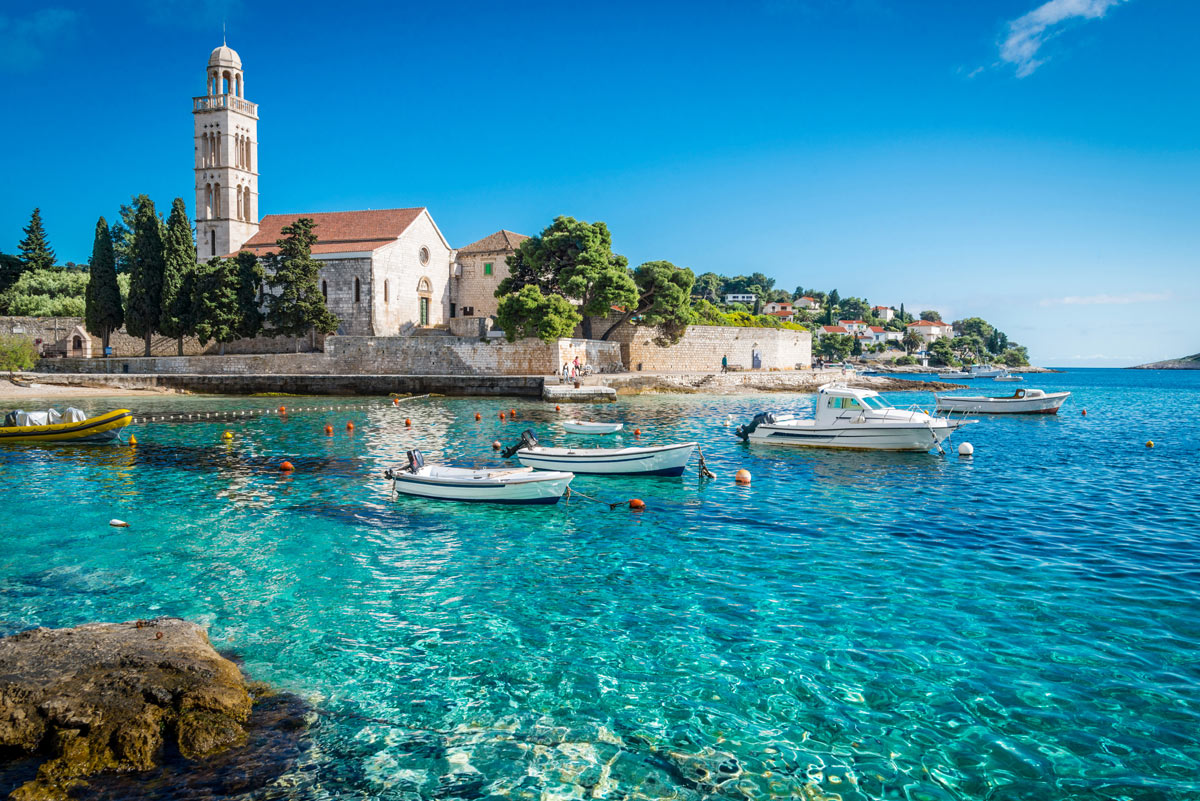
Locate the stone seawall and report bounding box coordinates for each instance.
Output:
[604,324,811,373]
[2,316,316,357]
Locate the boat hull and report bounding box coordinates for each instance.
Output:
[516,443,697,476]
[935,393,1069,414]
[562,421,623,434]
[0,409,132,444]
[748,423,958,451]
[392,472,573,504]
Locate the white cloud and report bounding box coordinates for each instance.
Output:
[1000,0,1128,77]
[0,9,78,72]
[1039,291,1170,307]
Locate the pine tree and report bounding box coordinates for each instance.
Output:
[159,198,197,355]
[124,198,166,356]
[265,218,338,351]
[233,251,264,340]
[0,253,25,297]
[192,257,241,355]
[19,208,56,272]
[84,217,123,353]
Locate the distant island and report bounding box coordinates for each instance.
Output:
[1131,353,1200,369]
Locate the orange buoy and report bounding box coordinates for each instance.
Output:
[634,428,641,436]
[1081,409,1087,416]
[346,421,354,430]
[629,499,646,510]
[499,412,506,420]
[735,469,752,485]
[324,424,333,435]
[405,418,412,427]
[278,406,286,414]
[492,440,502,450]
[475,412,481,421]
[1146,440,1154,448]
[555,405,561,411]
[510,408,516,417]
[280,461,295,472]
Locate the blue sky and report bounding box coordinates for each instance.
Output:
[1,0,1196,365]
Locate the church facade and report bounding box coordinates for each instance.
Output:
[192,43,521,337]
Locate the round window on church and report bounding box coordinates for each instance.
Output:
[419,246,430,265]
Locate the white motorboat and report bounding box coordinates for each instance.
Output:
[969,364,1006,378]
[503,430,696,476]
[736,384,971,452]
[386,450,573,505]
[935,388,1070,415]
[562,420,624,435]
[993,374,1023,382]
[939,370,972,380]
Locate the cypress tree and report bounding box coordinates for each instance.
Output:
[0,253,24,297]
[192,257,241,355]
[233,250,264,340]
[159,198,197,355]
[124,198,166,356]
[84,217,123,353]
[19,208,56,272]
[265,218,338,351]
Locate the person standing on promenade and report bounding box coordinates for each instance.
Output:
[721,355,728,373]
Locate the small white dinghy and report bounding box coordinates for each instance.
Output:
[386,450,573,505]
[935,388,1070,415]
[503,430,696,476]
[562,420,623,435]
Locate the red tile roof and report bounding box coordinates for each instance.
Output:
[873,305,890,310]
[822,325,848,333]
[839,319,868,325]
[458,229,530,254]
[799,296,816,301]
[907,320,943,327]
[869,326,885,332]
[236,208,426,256]
[767,310,794,316]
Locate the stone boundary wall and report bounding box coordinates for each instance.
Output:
[38,336,624,378]
[25,372,543,397]
[605,324,812,372]
[0,316,317,356]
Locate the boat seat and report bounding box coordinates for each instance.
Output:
[482,468,534,478]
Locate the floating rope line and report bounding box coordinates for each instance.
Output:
[129,395,431,425]
[564,486,640,510]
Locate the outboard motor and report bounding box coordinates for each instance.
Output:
[501,429,539,459]
[735,412,776,441]
[406,449,425,474]
[3,411,17,427]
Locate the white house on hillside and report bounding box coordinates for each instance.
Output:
[906,319,953,344]
[763,301,793,315]
[838,320,870,335]
[724,293,756,305]
[873,306,894,322]
[795,296,821,311]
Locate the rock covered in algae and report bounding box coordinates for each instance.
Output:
[0,618,252,800]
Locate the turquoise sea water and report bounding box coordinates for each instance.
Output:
[4,368,1199,800]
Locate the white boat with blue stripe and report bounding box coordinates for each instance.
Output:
[736,384,971,452]
[387,450,573,505]
[503,430,696,476]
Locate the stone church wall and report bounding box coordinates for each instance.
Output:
[371,213,453,335]
[601,321,812,372]
[0,316,316,357]
[316,256,374,336]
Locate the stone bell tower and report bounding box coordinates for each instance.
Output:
[193,43,259,260]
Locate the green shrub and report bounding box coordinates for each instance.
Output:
[0,334,38,373]
[690,300,806,331]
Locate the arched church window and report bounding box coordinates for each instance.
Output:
[321,280,327,301]
[214,183,221,217]
[205,184,213,219]
[236,186,243,220]
[384,280,389,304]
[417,277,431,293]
[354,277,361,304]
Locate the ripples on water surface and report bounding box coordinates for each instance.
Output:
[4,369,1199,800]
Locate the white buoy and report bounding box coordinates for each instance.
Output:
[109,519,129,528]
[958,442,974,457]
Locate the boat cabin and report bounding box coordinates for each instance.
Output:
[815,384,901,421]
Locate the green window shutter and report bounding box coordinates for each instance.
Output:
[484,262,493,276]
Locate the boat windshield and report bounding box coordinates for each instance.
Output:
[860,396,892,410]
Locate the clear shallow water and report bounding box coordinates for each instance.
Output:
[4,369,1199,800]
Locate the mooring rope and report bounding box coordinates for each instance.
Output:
[564,486,638,510]
[130,395,431,425]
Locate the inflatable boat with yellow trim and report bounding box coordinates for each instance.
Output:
[0,409,133,443]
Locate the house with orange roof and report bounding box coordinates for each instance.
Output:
[872,305,895,322]
[794,295,821,311]
[451,230,531,320]
[838,319,870,335]
[906,319,954,344]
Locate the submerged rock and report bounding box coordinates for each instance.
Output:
[0,618,255,800]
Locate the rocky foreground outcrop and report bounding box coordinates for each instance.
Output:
[0,618,256,800]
